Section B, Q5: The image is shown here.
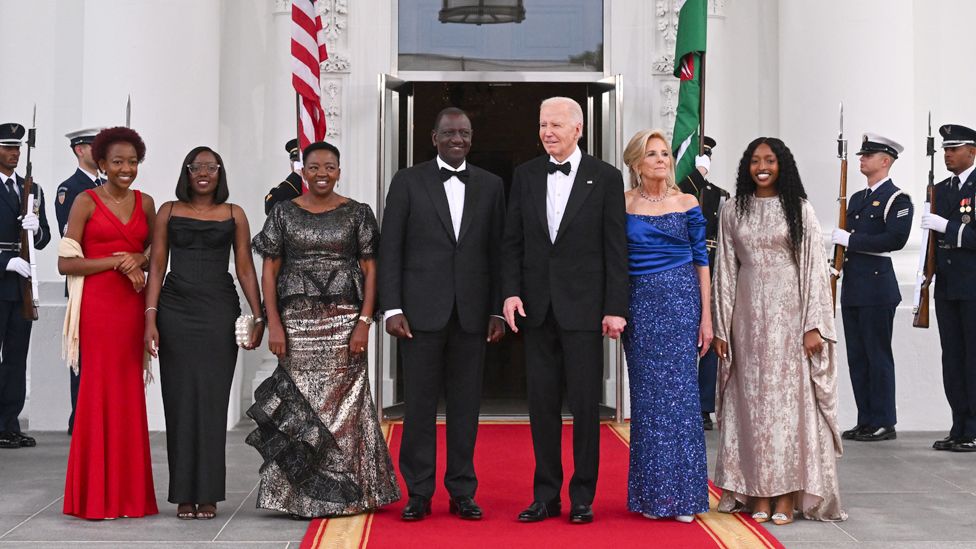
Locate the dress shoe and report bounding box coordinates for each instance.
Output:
[702,412,713,431]
[448,496,482,520]
[14,433,36,447]
[517,499,560,522]
[841,425,865,440]
[933,435,957,451]
[951,438,976,452]
[401,496,431,521]
[855,426,896,442]
[569,503,593,524]
[0,432,20,449]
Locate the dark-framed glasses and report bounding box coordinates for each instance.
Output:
[187,163,220,175]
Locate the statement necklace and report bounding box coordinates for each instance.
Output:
[638,185,669,203]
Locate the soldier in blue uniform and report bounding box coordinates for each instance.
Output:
[0,122,51,449]
[920,124,976,452]
[676,136,728,430]
[263,138,304,215]
[831,133,912,442]
[55,127,103,435]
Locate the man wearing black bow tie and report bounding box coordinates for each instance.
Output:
[379,107,506,521]
[502,97,628,524]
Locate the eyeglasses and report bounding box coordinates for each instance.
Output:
[187,163,220,175]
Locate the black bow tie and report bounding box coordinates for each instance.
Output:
[547,161,572,176]
[439,167,469,183]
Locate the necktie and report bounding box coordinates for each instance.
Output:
[4,179,18,203]
[94,177,104,187]
[547,161,572,176]
[949,175,962,205]
[439,167,469,183]
[953,175,962,189]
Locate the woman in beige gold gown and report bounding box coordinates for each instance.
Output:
[711,137,847,525]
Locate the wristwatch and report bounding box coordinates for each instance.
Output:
[358,315,374,325]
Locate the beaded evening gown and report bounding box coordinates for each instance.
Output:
[622,207,710,517]
[248,200,400,517]
[64,190,157,519]
[157,211,241,504]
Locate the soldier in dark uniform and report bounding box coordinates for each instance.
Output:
[0,122,52,449]
[677,136,728,430]
[830,133,912,442]
[920,124,976,452]
[56,127,103,435]
[263,138,304,214]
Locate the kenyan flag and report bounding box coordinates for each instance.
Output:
[672,0,707,183]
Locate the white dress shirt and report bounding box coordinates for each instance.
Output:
[546,146,582,243]
[955,164,975,189]
[437,156,466,239]
[1,173,18,197]
[80,167,99,184]
[866,177,890,194]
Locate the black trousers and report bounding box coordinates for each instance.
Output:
[935,298,976,438]
[0,300,32,433]
[399,309,485,500]
[523,307,603,505]
[842,305,897,429]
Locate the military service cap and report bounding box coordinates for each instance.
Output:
[940,124,976,148]
[856,133,903,159]
[285,138,300,162]
[65,127,104,148]
[0,123,25,146]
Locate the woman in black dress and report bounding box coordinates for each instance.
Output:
[143,146,264,520]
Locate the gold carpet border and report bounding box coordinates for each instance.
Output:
[310,422,777,549]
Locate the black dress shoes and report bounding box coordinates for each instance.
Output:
[0,432,19,449]
[568,503,593,524]
[933,435,957,451]
[951,438,976,452]
[449,496,482,520]
[841,425,865,440]
[401,496,431,521]
[855,426,896,442]
[517,499,561,522]
[701,412,713,431]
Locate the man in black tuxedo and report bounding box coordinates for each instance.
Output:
[0,122,51,449]
[502,97,628,524]
[378,107,506,521]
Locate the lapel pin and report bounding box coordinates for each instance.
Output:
[586,180,593,185]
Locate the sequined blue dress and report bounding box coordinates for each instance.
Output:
[623,206,710,517]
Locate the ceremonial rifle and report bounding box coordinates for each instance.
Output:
[18,107,39,321]
[913,112,937,328]
[829,103,847,314]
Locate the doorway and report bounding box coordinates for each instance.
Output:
[375,77,623,418]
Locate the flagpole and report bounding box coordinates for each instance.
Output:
[295,92,302,146]
[698,52,706,156]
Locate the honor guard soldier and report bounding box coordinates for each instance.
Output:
[56,127,103,435]
[831,133,912,442]
[677,136,729,430]
[0,122,51,449]
[920,123,976,452]
[263,138,304,214]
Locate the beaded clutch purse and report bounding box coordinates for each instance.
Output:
[235,314,255,347]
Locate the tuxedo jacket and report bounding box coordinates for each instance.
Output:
[378,159,505,333]
[934,169,976,301]
[501,153,629,331]
[264,172,303,215]
[841,179,912,307]
[0,175,51,301]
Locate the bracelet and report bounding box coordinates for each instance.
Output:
[145,307,158,314]
[253,317,265,324]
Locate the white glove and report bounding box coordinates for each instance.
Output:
[20,212,39,235]
[694,154,710,175]
[831,228,851,247]
[921,212,949,234]
[6,257,30,278]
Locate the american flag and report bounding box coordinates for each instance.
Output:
[292,0,328,150]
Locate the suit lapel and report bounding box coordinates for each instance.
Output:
[553,155,597,246]
[848,187,873,217]
[0,176,21,215]
[456,169,480,245]
[528,159,549,239]
[422,161,457,245]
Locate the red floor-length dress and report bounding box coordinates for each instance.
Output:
[64,189,158,519]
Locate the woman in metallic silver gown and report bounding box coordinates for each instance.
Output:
[248,141,400,518]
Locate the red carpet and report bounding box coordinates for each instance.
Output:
[301,423,783,549]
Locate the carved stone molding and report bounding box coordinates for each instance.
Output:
[319,0,348,46]
[322,80,342,138]
[273,0,290,15]
[653,0,681,75]
[660,82,679,139]
[322,52,350,73]
[708,0,728,18]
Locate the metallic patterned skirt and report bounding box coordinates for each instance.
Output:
[246,297,401,517]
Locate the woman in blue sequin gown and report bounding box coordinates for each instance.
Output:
[621,129,711,522]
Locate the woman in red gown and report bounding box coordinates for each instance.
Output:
[59,127,158,519]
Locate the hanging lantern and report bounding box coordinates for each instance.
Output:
[438,0,526,25]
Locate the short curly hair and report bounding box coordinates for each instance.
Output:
[91,127,146,164]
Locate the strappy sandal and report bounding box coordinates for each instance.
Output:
[751,511,770,523]
[177,504,197,520]
[771,512,794,525]
[196,504,217,520]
